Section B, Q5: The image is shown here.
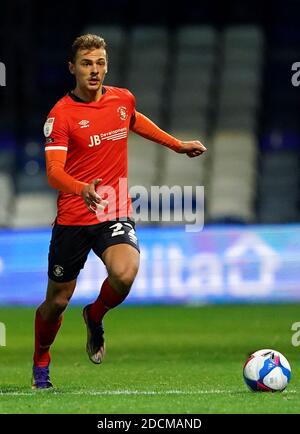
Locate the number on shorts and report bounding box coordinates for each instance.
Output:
[124,223,138,244]
[109,222,125,237]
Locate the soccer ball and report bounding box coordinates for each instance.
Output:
[243,349,291,392]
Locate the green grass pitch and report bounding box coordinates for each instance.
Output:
[0,304,299,413]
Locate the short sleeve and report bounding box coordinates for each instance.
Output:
[44,110,69,151]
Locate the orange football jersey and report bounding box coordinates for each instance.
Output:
[44,86,135,225]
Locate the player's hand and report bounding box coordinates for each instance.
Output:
[81,179,108,213]
[176,141,207,158]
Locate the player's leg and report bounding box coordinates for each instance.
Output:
[32,278,76,389]
[83,220,140,364]
[34,278,77,365]
[32,224,92,388]
[83,244,139,364]
[91,243,140,321]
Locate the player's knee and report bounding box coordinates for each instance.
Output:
[51,292,70,313]
[47,279,75,310]
[51,295,69,313]
[110,265,138,294]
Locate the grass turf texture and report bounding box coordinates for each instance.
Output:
[0,305,299,413]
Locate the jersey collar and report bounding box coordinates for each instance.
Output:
[68,86,107,103]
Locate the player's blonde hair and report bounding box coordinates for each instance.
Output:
[70,34,107,62]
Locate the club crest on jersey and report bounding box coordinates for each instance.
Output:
[78,119,90,128]
[43,117,55,137]
[117,106,128,120]
[53,265,64,277]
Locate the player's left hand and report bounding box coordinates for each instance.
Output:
[177,141,207,158]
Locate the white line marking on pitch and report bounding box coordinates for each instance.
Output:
[0,389,297,396]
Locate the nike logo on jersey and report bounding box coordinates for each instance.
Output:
[88,128,128,147]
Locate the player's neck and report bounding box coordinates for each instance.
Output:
[72,85,104,103]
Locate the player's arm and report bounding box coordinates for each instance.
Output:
[43,113,102,212]
[130,111,207,158]
[45,150,102,213]
[45,149,86,195]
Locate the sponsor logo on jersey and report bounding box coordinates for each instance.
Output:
[45,137,55,144]
[117,106,128,120]
[78,119,90,128]
[43,117,55,137]
[88,128,128,147]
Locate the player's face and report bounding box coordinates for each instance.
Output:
[70,48,108,91]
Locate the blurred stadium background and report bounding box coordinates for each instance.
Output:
[0,0,300,305]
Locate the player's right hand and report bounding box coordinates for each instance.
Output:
[81,179,108,213]
[177,140,207,157]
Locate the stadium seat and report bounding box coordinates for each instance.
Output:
[208,194,255,222]
[127,26,168,125]
[216,112,258,132]
[211,159,256,183]
[171,85,212,111]
[210,177,256,197]
[169,25,218,135]
[0,172,14,226]
[16,171,49,193]
[12,193,57,227]
[216,25,264,139]
[160,144,206,187]
[130,26,168,47]
[218,86,260,112]
[258,200,299,223]
[257,149,299,223]
[128,133,159,191]
[177,25,218,49]
[207,129,258,222]
[223,48,263,68]
[223,25,264,50]
[0,150,15,174]
[169,111,209,133]
[212,131,258,161]
[261,151,298,172]
[220,68,262,89]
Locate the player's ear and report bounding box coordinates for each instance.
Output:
[68,61,75,75]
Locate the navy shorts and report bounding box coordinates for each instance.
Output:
[48,219,139,282]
